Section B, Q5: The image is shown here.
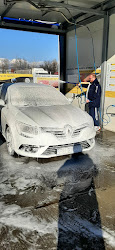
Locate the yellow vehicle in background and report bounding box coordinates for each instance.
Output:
[0,68,59,87]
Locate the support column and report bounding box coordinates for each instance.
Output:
[59,34,66,94]
[100,12,109,126]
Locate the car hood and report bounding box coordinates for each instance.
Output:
[18,104,90,128]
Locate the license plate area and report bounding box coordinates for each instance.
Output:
[57,144,82,155]
[57,146,73,155]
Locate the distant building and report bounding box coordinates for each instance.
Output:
[32,68,59,87]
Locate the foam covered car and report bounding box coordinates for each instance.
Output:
[0,82,96,157]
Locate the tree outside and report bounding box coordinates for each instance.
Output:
[0,58,58,74]
[38,59,58,74]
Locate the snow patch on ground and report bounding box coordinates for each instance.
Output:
[0,202,57,236]
[14,177,41,191]
[0,201,114,249]
[0,183,17,195]
[102,227,115,248]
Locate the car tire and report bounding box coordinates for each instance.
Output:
[6,127,15,156]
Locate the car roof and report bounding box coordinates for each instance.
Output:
[8,82,52,89]
[1,82,54,100]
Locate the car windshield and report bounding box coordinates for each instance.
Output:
[10,85,69,107]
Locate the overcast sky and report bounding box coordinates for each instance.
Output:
[0,28,58,62]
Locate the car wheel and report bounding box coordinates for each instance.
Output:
[6,127,15,156]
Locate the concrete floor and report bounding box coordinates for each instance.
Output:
[0,129,115,249]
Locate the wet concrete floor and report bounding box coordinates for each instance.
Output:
[0,129,115,249]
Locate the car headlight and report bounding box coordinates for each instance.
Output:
[16,121,39,136]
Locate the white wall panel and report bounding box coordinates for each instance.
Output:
[108,14,115,61]
[66,16,115,131]
[66,19,103,73]
[105,14,115,132]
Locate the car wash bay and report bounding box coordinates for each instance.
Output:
[0,0,115,249]
[0,130,115,249]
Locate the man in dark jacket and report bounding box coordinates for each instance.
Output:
[86,73,101,131]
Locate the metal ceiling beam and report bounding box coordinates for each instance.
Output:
[1,2,16,18]
[4,0,105,16]
[0,20,66,34]
[102,0,115,11]
[89,0,115,11]
[37,0,105,16]
[109,6,115,15]
[62,0,115,30]
[66,15,103,32]
[26,0,41,10]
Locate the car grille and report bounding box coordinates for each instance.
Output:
[72,128,81,137]
[42,127,85,139]
[42,141,90,155]
[42,127,65,138]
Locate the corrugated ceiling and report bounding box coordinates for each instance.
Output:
[0,0,115,34]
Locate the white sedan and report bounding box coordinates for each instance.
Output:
[0,82,96,158]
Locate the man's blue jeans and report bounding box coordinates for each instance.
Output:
[89,107,99,126]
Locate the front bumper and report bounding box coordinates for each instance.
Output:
[13,126,96,158]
